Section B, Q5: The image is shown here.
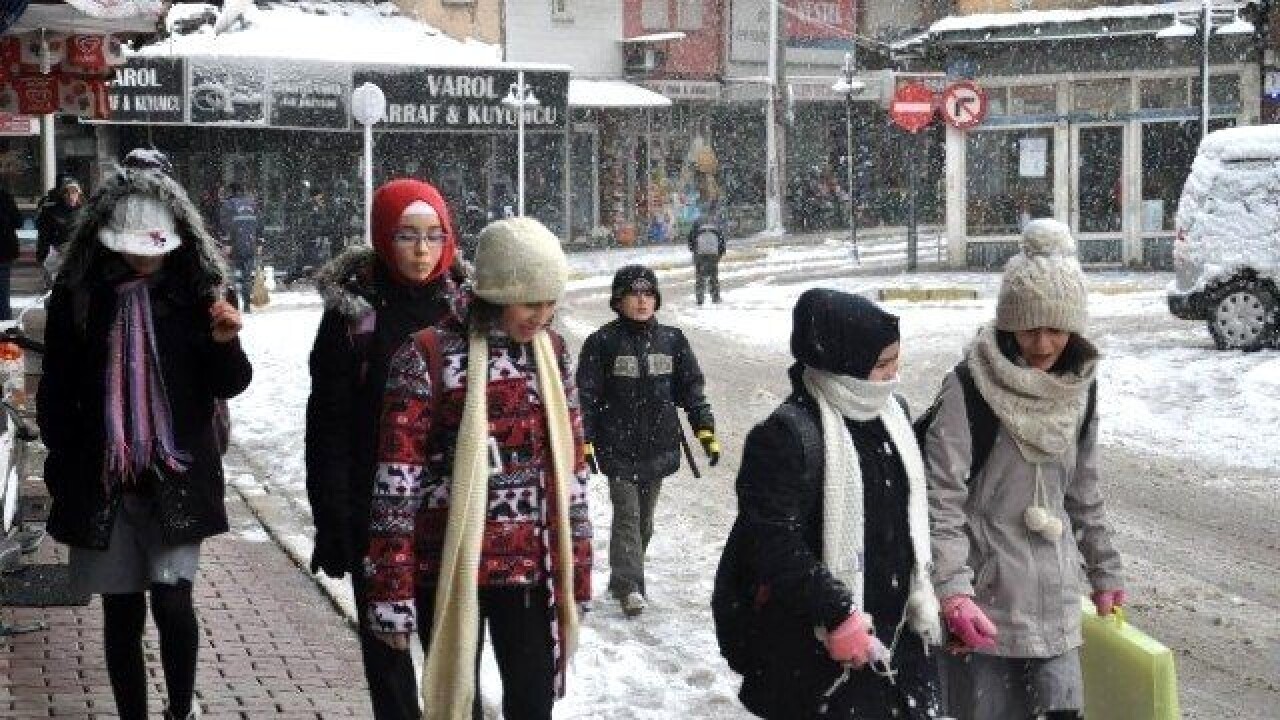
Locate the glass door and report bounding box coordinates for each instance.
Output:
[1072,125,1124,234]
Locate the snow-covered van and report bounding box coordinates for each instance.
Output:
[1167,125,1280,350]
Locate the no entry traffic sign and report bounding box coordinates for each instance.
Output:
[941,80,989,130]
[890,82,935,133]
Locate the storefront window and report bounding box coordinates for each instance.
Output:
[0,138,42,204]
[1140,77,1190,109]
[1077,126,1123,233]
[1140,118,1235,233]
[1073,79,1130,117]
[1008,85,1056,116]
[984,87,1009,116]
[966,128,1055,236]
[1191,74,1241,112]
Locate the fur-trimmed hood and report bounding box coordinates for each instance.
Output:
[313,243,470,323]
[57,165,229,294]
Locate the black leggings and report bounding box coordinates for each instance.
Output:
[102,581,200,720]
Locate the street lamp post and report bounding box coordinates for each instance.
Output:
[350,82,387,245]
[503,71,540,217]
[1158,1,1255,140]
[832,50,866,263]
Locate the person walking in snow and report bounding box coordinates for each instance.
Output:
[36,153,251,720]
[218,182,259,312]
[922,219,1125,720]
[304,178,467,720]
[687,219,725,304]
[576,264,717,617]
[36,175,84,284]
[364,217,592,720]
[718,288,942,720]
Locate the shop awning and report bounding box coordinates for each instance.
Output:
[569,79,670,109]
[8,1,163,34]
[621,32,686,44]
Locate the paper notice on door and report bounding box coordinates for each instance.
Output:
[1019,136,1048,178]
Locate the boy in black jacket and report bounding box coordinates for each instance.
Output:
[576,265,719,616]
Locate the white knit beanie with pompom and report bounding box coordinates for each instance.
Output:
[472,217,568,305]
[995,218,1088,334]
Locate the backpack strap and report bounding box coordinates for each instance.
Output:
[1080,380,1098,442]
[954,361,998,480]
[774,398,822,487]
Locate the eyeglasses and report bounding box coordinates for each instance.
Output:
[392,229,447,247]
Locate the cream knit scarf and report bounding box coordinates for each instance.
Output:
[965,324,1098,463]
[422,329,579,720]
[802,368,942,645]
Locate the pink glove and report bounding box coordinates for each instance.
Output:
[825,612,875,667]
[942,594,999,651]
[1091,588,1127,616]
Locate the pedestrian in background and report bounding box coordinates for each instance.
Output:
[0,184,23,320]
[923,219,1125,720]
[305,178,466,720]
[687,218,725,305]
[576,265,717,617]
[218,182,259,312]
[37,154,251,720]
[364,217,592,720]
[36,175,83,284]
[717,288,942,720]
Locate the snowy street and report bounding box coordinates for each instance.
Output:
[229,236,1279,720]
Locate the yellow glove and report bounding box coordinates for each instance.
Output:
[583,442,601,474]
[696,429,721,467]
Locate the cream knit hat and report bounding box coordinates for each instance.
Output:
[995,218,1088,334]
[471,217,568,304]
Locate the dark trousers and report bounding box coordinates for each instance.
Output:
[352,573,419,720]
[403,585,556,720]
[0,263,11,321]
[607,476,663,599]
[234,255,254,311]
[694,255,721,304]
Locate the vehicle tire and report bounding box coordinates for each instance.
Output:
[1207,279,1278,351]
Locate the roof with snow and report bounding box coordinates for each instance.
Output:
[568,79,670,109]
[133,1,556,70]
[904,1,1251,48]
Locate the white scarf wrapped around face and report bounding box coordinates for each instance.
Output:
[802,367,942,645]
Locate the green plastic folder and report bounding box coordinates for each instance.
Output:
[1080,598,1181,720]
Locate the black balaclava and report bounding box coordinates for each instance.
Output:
[610,264,662,313]
[790,287,900,379]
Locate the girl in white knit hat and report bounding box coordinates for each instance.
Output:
[362,217,592,720]
[921,219,1126,720]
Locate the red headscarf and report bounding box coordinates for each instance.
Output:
[371,178,457,286]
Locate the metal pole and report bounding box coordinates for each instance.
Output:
[363,123,373,245]
[517,70,527,217]
[764,0,784,233]
[907,131,919,272]
[845,94,856,252]
[1201,0,1212,139]
[39,114,56,192]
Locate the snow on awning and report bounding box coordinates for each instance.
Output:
[621,31,686,43]
[134,1,512,68]
[569,79,670,109]
[64,0,165,21]
[923,1,1249,44]
[9,2,163,34]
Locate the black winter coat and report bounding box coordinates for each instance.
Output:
[732,366,938,720]
[304,248,463,577]
[576,317,713,481]
[37,267,253,550]
[36,196,78,264]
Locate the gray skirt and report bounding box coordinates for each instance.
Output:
[940,648,1083,719]
[68,493,201,596]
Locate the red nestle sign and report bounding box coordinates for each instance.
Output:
[890,83,935,134]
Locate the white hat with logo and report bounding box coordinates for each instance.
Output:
[98,193,182,257]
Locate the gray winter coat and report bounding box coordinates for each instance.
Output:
[924,368,1124,658]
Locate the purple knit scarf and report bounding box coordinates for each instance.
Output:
[103,278,191,488]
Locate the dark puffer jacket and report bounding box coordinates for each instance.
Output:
[37,166,251,550]
[304,246,465,577]
[732,366,939,720]
[575,317,713,480]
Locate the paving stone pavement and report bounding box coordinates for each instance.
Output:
[0,490,372,719]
